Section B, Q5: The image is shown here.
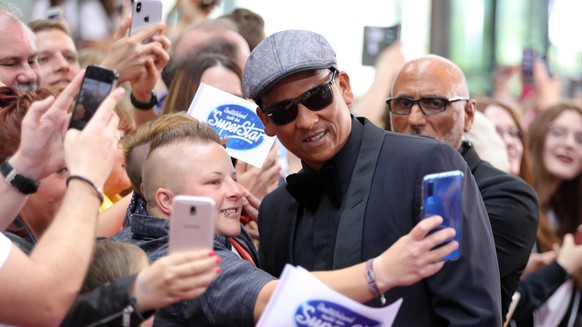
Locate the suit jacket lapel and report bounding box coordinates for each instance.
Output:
[333,119,386,269]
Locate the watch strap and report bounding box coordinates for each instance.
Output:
[130,92,158,110]
[1,158,39,194]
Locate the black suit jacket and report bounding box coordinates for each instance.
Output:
[258,117,502,326]
[461,141,539,320]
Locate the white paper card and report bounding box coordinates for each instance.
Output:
[187,83,276,168]
[257,264,403,327]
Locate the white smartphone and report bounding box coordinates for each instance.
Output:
[169,195,216,254]
[129,0,163,42]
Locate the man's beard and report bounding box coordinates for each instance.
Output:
[13,82,38,93]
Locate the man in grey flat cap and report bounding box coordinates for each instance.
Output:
[245,29,502,326]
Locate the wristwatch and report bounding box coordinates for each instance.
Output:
[130,91,158,110]
[1,158,39,194]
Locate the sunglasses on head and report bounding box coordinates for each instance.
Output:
[260,69,338,126]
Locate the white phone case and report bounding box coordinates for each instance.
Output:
[169,195,216,254]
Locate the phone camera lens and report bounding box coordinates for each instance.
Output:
[136,2,142,12]
[190,206,196,215]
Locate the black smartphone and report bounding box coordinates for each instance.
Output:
[362,24,401,66]
[421,170,464,261]
[521,48,535,87]
[68,65,118,130]
[46,6,63,20]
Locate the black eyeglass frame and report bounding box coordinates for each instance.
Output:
[259,69,338,126]
[386,96,470,116]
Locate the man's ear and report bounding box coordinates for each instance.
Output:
[256,107,276,136]
[155,188,174,216]
[464,99,476,133]
[338,71,354,106]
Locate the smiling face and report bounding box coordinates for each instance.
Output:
[390,56,474,150]
[257,69,354,171]
[146,139,244,237]
[180,142,244,237]
[0,16,40,91]
[35,29,79,90]
[483,105,524,176]
[542,110,582,182]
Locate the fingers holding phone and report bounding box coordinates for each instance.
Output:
[129,0,163,43]
[373,215,458,291]
[64,66,123,188]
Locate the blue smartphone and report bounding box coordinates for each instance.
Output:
[421,170,464,261]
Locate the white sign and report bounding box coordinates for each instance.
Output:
[187,83,276,168]
[257,265,403,327]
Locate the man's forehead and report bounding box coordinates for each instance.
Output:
[0,21,37,57]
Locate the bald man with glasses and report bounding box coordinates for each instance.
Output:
[389,54,539,323]
[244,30,502,326]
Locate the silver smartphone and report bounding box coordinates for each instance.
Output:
[129,0,163,42]
[169,195,216,254]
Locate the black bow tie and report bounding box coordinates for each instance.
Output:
[285,164,342,212]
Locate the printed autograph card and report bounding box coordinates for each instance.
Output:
[187,83,276,168]
[257,265,403,327]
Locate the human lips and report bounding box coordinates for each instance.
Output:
[50,78,71,87]
[303,130,327,144]
[555,153,574,164]
[221,207,240,219]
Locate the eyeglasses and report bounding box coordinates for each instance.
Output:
[386,96,469,116]
[547,123,582,146]
[260,70,337,126]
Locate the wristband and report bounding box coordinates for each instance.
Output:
[66,175,104,203]
[365,258,386,305]
[130,91,158,110]
[0,157,39,194]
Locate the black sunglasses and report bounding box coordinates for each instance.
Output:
[386,96,469,116]
[261,70,338,125]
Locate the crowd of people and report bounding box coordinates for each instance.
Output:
[0,0,580,326]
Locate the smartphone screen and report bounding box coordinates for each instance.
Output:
[421,170,464,261]
[169,195,216,254]
[129,0,163,42]
[68,65,118,130]
[362,24,401,66]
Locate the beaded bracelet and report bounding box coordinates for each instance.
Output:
[66,175,104,204]
[365,258,387,305]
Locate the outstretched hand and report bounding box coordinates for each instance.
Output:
[10,71,84,181]
[132,249,220,312]
[374,215,458,291]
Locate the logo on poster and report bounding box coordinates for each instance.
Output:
[206,104,266,150]
[294,300,380,327]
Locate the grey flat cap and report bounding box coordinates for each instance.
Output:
[243,30,338,102]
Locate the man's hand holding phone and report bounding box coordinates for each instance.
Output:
[372,216,458,292]
[100,15,170,84]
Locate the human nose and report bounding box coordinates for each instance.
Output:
[226,180,244,200]
[16,63,37,84]
[295,103,318,130]
[55,54,71,71]
[407,104,426,127]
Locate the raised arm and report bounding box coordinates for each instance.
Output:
[0,71,123,326]
[253,215,457,323]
